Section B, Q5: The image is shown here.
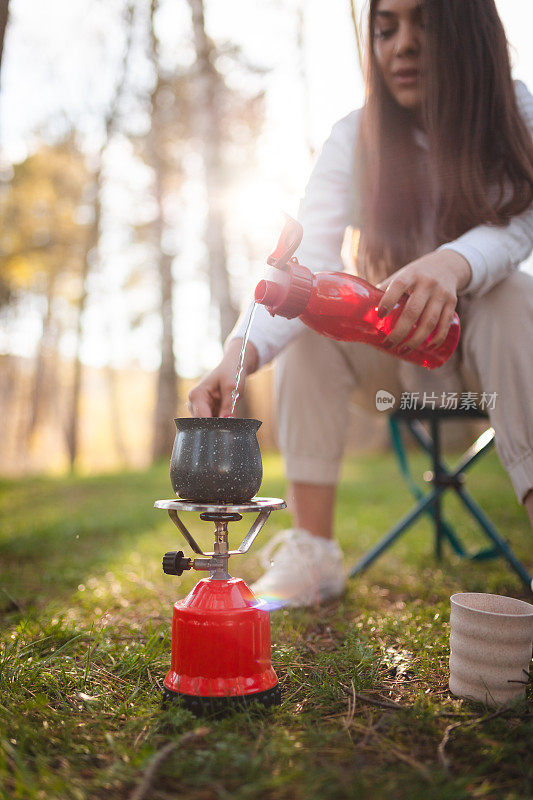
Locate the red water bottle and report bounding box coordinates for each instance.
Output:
[254,217,460,370]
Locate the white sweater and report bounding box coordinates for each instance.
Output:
[232,80,533,369]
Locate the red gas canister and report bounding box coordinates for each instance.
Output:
[164,577,279,706]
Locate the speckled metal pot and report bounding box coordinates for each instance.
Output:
[170,418,263,503]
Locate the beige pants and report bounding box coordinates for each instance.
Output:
[275,270,533,504]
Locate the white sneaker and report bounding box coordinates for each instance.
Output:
[250,528,346,609]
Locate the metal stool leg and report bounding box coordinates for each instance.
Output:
[349,487,442,577]
[454,485,533,591]
[430,417,443,560]
[349,413,533,591]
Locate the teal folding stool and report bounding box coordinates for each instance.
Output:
[349,408,533,591]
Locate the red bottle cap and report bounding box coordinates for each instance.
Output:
[255,259,313,319]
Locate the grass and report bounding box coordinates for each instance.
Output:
[0,449,532,800]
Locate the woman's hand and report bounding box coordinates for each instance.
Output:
[376,249,472,350]
[188,338,259,418]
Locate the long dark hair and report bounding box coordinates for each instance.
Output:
[354,0,533,282]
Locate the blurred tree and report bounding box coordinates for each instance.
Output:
[0,139,90,441]
[65,1,135,470]
[0,0,268,473]
[188,0,238,346]
[0,0,142,471]
[0,0,11,307]
[187,0,266,345]
[349,0,364,73]
[185,0,266,424]
[147,0,180,461]
[0,0,8,79]
[296,3,314,160]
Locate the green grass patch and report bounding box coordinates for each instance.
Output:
[0,451,531,799]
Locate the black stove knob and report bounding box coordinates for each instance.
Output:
[163,550,192,576]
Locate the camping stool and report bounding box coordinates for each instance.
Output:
[349,407,533,591]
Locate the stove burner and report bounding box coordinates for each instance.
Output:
[155,496,286,715]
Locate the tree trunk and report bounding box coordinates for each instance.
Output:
[27,269,57,439]
[149,0,178,461]
[349,0,364,74]
[0,0,9,81]
[104,363,129,464]
[188,0,252,418]
[0,353,18,471]
[151,239,178,459]
[65,4,134,470]
[188,0,239,344]
[65,175,101,470]
[296,4,315,160]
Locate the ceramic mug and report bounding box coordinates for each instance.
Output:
[449,592,533,706]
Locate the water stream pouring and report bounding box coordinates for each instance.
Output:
[155,417,286,715]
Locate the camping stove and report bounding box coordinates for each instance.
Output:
[155,496,286,715]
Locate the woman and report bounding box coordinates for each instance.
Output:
[189,0,533,606]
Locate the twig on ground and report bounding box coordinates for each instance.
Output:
[278,686,302,705]
[356,693,402,710]
[339,703,432,782]
[133,724,149,751]
[438,708,508,771]
[342,679,357,733]
[437,711,479,718]
[340,684,403,711]
[0,588,25,613]
[129,726,210,800]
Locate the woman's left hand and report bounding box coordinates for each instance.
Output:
[376,249,472,350]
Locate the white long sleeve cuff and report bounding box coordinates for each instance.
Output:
[439,203,533,296]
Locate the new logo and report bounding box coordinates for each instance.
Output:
[375,390,396,411]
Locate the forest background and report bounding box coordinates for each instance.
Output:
[0,0,531,477]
